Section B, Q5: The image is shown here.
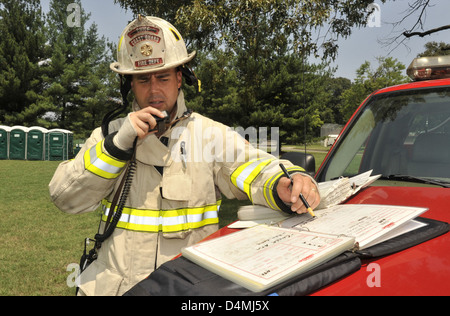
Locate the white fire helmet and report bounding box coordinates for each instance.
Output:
[110,15,196,75]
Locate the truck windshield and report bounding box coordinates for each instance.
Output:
[318,86,450,185]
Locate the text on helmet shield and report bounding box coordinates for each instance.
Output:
[129,34,161,47]
[135,58,163,68]
[128,26,159,38]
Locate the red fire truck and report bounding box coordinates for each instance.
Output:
[210,56,450,296]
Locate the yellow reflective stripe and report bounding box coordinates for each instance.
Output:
[284,166,306,174]
[101,200,221,233]
[231,158,274,201]
[118,35,124,52]
[84,141,127,179]
[263,166,305,211]
[263,170,284,211]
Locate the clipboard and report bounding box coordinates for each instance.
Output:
[355,217,449,259]
[124,217,448,296]
[124,251,361,296]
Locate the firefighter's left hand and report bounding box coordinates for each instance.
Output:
[276,173,320,214]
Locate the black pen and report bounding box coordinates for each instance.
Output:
[180,141,187,170]
[279,163,316,217]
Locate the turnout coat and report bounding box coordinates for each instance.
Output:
[49,91,308,295]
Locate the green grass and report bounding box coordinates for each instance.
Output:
[0,160,100,296]
[0,147,327,296]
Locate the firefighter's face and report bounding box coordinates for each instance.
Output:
[131,68,182,115]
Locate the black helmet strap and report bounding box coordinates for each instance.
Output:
[101,75,132,137]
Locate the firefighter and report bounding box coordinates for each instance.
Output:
[49,16,320,296]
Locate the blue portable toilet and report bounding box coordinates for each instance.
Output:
[9,126,29,160]
[0,126,11,159]
[27,127,48,161]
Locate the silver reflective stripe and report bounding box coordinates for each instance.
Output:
[89,145,123,175]
[102,203,220,231]
[234,159,264,191]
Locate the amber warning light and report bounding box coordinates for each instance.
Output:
[407,56,450,81]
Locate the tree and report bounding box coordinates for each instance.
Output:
[322,77,352,125]
[381,1,450,52]
[0,0,47,125]
[185,49,336,145]
[113,0,187,22]
[400,0,450,39]
[418,41,450,57]
[115,0,382,60]
[113,0,382,144]
[340,57,409,121]
[70,27,121,138]
[40,0,119,137]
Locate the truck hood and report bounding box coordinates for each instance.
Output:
[312,185,450,296]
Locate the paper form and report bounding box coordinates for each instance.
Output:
[230,170,384,229]
[281,204,427,249]
[317,170,381,209]
[182,225,355,292]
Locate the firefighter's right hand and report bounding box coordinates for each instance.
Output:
[129,107,166,139]
[113,107,165,151]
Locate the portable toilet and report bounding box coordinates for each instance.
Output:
[9,126,29,160]
[0,126,11,159]
[48,129,73,160]
[27,127,48,161]
[67,130,74,159]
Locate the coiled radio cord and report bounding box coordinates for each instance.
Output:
[95,137,138,243]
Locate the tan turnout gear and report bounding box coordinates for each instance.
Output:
[50,91,310,295]
[49,16,318,296]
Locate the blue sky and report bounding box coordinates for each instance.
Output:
[41,0,450,81]
[331,1,450,80]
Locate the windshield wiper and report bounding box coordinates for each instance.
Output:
[381,174,450,188]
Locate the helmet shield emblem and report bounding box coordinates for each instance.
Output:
[126,19,165,69]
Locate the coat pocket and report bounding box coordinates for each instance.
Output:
[161,172,192,201]
[79,261,124,296]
